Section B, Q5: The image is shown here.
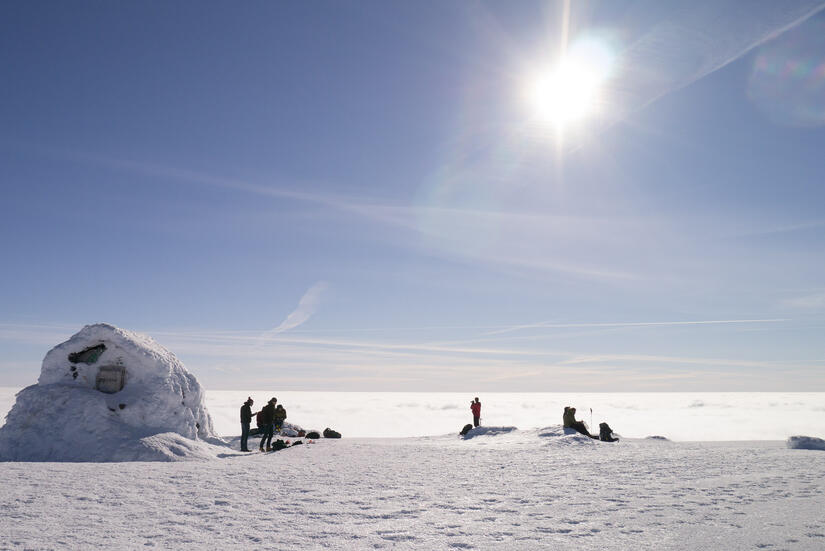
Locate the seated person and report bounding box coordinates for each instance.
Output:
[274,404,287,433]
[563,406,595,438]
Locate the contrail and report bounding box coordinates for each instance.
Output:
[599,0,825,133]
[264,282,329,337]
[481,318,790,336]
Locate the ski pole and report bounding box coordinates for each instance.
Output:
[590,408,593,431]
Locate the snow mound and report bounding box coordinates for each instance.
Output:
[113,432,220,462]
[0,323,221,462]
[461,426,518,439]
[537,425,599,445]
[787,435,825,451]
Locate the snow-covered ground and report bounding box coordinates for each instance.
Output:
[3,331,824,551]
[3,385,825,548]
[2,429,824,550]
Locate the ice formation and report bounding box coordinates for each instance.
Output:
[0,323,220,462]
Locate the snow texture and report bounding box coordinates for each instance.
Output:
[0,323,220,462]
[1,435,824,550]
[787,435,825,450]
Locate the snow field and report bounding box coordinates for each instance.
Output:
[200,390,825,441]
[4,388,825,442]
[2,431,824,550]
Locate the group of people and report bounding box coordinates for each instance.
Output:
[562,406,618,442]
[239,396,288,452]
[241,396,617,451]
[467,398,618,442]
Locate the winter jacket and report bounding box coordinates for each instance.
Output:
[240,403,253,424]
[470,402,481,417]
[261,402,276,424]
[563,408,577,428]
[274,406,287,422]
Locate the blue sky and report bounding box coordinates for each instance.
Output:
[2,1,824,391]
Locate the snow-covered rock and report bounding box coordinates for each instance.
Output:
[786,435,825,451]
[460,425,518,439]
[0,323,221,462]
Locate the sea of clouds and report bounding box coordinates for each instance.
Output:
[4,388,823,441]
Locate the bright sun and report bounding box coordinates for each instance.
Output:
[524,38,614,128]
[528,61,601,125]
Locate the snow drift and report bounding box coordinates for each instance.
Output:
[537,425,606,446]
[0,323,220,462]
[460,425,518,439]
[786,435,825,451]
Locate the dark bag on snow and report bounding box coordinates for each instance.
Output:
[599,422,618,442]
[305,431,321,439]
[460,424,473,436]
[323,428,342,439]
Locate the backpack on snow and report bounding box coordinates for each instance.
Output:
[599,422,618,442]
[271,439,289,451]
[460,424,473,436]
[323,428,342,439]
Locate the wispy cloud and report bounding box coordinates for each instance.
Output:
[738,219,825,237]
[783,292,825,310]
[264,282,329,337]
[2,320,823,390]
[481,318,789,337]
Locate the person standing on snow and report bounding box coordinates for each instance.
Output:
[239,397,254,452]
[470,397,482,427]
[259,397,277,451]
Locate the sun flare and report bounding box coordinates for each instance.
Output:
[524,38,614,128]
[528,61,601,125]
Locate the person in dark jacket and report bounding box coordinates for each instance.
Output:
[274,404,287,433]
[563,406,596,438]
[239,397,254,452]
[259,397,277,451]
[470,397,481,427]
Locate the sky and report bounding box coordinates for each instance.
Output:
[1,1,825,391]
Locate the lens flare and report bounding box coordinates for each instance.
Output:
[748,19,825,127]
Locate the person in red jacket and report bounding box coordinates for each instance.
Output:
[470,397,481,427]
